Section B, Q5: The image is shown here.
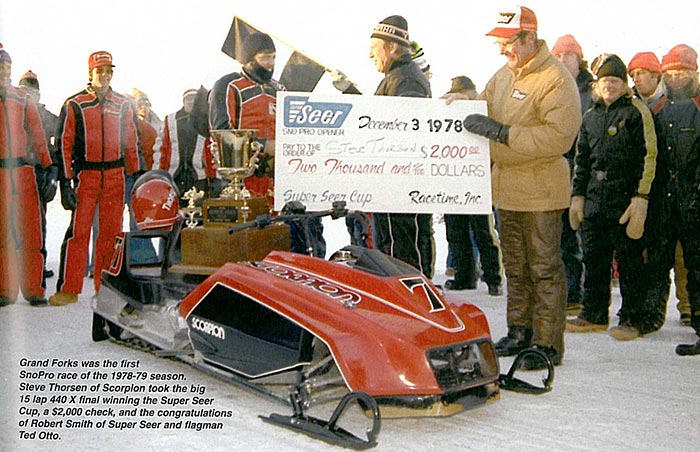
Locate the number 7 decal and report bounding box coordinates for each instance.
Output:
[400,277,446,312]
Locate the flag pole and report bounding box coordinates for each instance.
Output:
[237,16,332,72]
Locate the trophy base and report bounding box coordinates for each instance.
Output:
[177,223,290,273]
[202,196,269,227]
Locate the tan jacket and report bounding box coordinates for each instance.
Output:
[481,41,582,211]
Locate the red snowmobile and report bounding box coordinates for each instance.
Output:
[92,171,552,450]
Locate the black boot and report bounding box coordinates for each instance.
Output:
[444,279,476,290]
[494,326,532,356]
[676,339,700,356]
[520,345,561,370]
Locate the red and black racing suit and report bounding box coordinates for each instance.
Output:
[1,85,52,300]
[209,68,281,205]
[56,86,139,293]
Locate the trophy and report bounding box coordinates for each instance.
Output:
[206,129,265,225]
[181,187,204,229]
[210,129,262,199]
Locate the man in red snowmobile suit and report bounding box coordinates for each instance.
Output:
[50,51,139,306]
[0,46,53,307]
[208,32,281,207]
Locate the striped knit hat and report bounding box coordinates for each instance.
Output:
[371,15,410,47]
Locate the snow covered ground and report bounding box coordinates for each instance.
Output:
[1,199,699,452]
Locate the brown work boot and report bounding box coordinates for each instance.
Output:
[565,316,608,333]
[566,303,583,317]
[49,292,78,306]
[608,325,640,341]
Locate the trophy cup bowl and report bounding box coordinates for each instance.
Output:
[209,129,261,200]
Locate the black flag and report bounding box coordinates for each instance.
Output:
[221,17,261,63]
[279,51,327,92]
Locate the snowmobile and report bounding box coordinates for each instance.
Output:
[92,171,553,450]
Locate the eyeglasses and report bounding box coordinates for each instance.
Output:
[495,33,522,51]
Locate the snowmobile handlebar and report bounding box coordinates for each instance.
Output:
[227,200,349,235]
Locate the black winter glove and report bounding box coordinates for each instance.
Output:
[39,165,59,203]
[463,113,510,144]
[59,179,77,211]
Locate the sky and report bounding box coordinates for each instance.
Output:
[1,0,699,117]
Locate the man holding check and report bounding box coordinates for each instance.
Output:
[447,6,581,368]
[368,14,434,278]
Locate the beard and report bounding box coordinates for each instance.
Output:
[244,62,273,84]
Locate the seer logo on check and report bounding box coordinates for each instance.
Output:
[284,96,352,128]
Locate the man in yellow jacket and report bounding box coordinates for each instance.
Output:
[453,6,582,369]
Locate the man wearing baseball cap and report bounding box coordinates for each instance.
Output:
[648,44,700,355]
[50,51,140,306]
[449,5,582,369]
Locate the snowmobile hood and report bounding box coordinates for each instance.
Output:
[180,250,495,397]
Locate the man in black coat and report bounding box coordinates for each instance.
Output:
[368,15,434,277]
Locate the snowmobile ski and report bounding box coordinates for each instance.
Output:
[260,390,381,450]
[498,347,554,394]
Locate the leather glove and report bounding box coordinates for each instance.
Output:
[331,69,352,91]
[330,69,361,94]
[463,114,510,144]
[40,165,59,203]
[59,179,77,211]
[569,196,585,230]
[619,196,648,240]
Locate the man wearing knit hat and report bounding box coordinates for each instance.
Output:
[209,32,281,206]
[0,48,54,307]
[627,50,691,331]
[649,44,700,355]
[18,70,60,282]
[50,51,140,306]
[368,14,435,278]
[628,52,664,105]
[448,5,582,369]
[447,76,477,97]
[132,88,163,139]
[440,76,504,295]
[567,54,661,341]
[550,34,593,317]
[410,41,431,80]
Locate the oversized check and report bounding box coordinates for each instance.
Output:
[274,92,491,214]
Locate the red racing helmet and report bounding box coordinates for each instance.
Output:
[131,170,182,231]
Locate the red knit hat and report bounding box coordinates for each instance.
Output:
[661,44,698,72]
[627,52,662,75]
[551,35,583,59]
[486,6,537,39]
